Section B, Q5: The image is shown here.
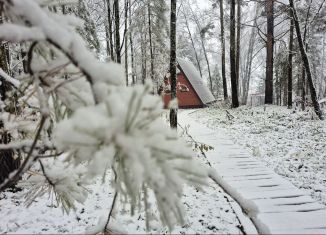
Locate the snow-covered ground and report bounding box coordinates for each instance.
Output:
[1,106,250,234]
[0,179,245,234]
[0,146,248,235]
[2,105,325,234]
[190,105,326,205]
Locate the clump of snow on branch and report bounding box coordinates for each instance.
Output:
[19,160,89,213]
[0,0,209,231]
[54,83,208,229]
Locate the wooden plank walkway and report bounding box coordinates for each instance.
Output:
[179,110,326,234]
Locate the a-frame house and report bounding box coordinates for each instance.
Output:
[161,58,216,108]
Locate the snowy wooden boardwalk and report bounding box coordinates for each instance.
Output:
[180,110,326,234]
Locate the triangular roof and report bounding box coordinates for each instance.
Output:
[177,58,216,104]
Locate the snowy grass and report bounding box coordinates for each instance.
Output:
[190,105,326,205]
[0,114,244,234]
[0,177,243,234]
[4,104,324,234]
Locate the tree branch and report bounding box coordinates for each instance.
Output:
[0,115,47,191]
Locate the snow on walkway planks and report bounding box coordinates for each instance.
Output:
[179,110,326,234]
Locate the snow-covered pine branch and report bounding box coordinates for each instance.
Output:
[54,83,208,229]
[0,0,209,231]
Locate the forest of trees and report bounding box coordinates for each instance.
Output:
[66,0,326,117]
[0,0,326,233]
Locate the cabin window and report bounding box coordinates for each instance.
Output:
[178,84,189,92]
[163,83,189,94]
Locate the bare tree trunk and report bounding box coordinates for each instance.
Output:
[219,0,228,100]
[187,6,213,93]
[124,0,129,86]
[279,73,282,105]
[241,5,258,105]
[182,8,203,77]
[169,0,177,128]
[287,16,294,108]
[200,36,213,93]
[105,23,111,58]
[265,0,274,104]
[141,32,146,85]
[275,69,280,105]
[301,66,306,110]
[105,0,115,61]
[322,38,326,97]
[289,0,323,119]
[283,68,288,106]
[147,2,155,89]
[241,32,255,104]
[235,0,241,94]
[128,0,135,85]
[114,0,121,63]
[230,0,239,108]
[296,73,300,97]
[300,1,312,111]
[105,0,111,58]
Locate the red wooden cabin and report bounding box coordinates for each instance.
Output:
[162,58,216,108]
